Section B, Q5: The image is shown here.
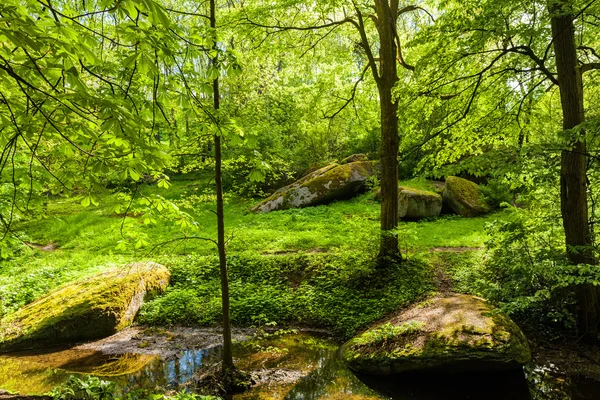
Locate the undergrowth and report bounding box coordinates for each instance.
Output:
[1,177,500,321]
[139,251,435,338]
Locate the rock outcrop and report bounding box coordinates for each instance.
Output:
[341,294,530,374]
[442,176,490,217]
[0,262,170,351]
[373,186,443,220]
[398,187,443,220]
[251,161,375,213]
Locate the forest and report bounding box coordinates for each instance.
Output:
[1,0,600,399]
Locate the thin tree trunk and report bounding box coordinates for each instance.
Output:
[551,1,600,335]
[374,0,400,259]
[210,0,234,370]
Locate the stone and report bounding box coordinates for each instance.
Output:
[341,154,369,164]
[373,186,442,220]
[0,262,170,351]
[341,294,530,374]
[398,187,442,220]
[251,161,375,213]
[442,176,490,217]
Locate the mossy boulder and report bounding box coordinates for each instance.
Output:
[0,262,170,351]
[398,187,442,220]
[373,186,442,220]
[341,154,368,164]
[341,294,530,375]
[251,161,375,213]
[442,176,490,217]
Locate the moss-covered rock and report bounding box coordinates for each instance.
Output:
[373,186,442,220]
[251,161,375,213]
[398,187,442,220]
[341,154,368,164]
[0,262,170,351]
[341,294,530,375]
[442,176,490,217]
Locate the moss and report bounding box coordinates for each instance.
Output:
[443,176,490,217]
[340,154,369,164]
[398,186,442,219]
[252,161,374,212]
[341,294,530,374]
[398,186,437,198]
[0,262,170,351]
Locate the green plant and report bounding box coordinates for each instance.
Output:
[448,205,600,333]
[354,321,424,346]
[116,389,221,400]
[480,178,513,209]
[49,376,115,400]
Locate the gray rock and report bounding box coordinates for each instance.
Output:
[251,161,375,213]
[373,186,442,220]
[398,187,442,220]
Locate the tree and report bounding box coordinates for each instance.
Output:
[0,0,245,366]
[243,0,431,260]
[412,0,600,336]
[210,0,234,373]
[0,0,179,256]
[550,0,600,336]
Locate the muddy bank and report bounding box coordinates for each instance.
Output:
[75,326,254,358]
[0,390,50,400]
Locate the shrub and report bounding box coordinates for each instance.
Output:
[140,251,433,338]
[448,206,600,333]
[50,376,115,400]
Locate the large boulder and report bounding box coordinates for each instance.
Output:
[442,176,490,216]
[398,187,442,220]
[373,186,442,220]
[0,262,170,351]
[251,161,375,213]
[341,294,530,375]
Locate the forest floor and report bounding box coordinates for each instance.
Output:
[1,174,502,337]
[4,175,600,398]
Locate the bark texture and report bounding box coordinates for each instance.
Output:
[374,0,400,259]
[551,0,600,336]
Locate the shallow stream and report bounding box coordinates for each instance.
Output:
[0,332,599,399]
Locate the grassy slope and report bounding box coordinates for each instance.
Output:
[0,176,502,336]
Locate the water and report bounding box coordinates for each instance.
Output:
[0,332,599,399]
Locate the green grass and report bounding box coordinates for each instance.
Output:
[0,175,505,334]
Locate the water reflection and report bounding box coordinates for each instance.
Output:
[1,333,600,400]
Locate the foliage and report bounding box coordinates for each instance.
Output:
[352,321,424,347]
[50,376,115,400]
[139,251,434,337]
[49,376,220,400]
[449,205,600,332]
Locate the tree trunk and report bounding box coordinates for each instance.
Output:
[374,0,400,259]
[378,83,400,259]
[210,0,234,370]
[551,1,600,336]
